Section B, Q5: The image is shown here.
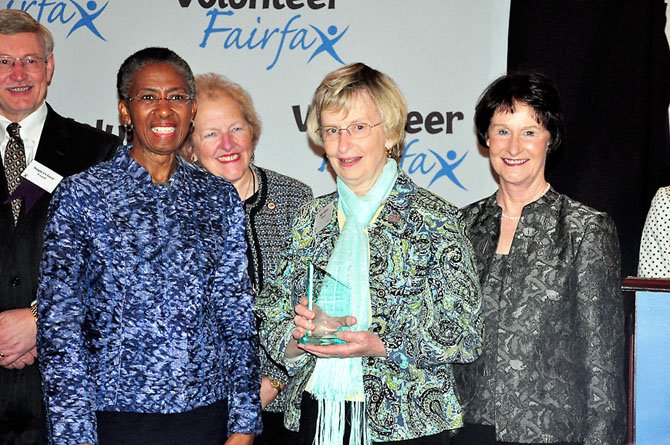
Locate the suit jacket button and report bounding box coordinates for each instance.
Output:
[10,276,20,286]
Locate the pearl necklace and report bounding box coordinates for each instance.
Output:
[500,183,551,221]
[500,212,522,221]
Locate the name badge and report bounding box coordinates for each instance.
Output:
[21,160,63,193]
[313,200,335,234]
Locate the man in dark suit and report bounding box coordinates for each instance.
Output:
[0,10,119,445]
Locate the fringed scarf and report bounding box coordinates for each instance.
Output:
[310,158,398,445]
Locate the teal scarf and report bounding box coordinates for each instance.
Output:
[310,158,398,445]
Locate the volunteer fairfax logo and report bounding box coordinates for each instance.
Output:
[312,139,469,191]
[197,11,348,70]
[3,0,109,41]
[178,0,335,8]
[400,139,469,191]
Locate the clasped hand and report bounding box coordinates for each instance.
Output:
[288,297,386,359]
[0,308,37,369]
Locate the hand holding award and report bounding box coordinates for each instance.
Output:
[299,262,355,345]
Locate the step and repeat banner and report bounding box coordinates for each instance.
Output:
[6,0,510,206]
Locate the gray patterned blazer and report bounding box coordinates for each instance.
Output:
[245,165,312,412]
[454,187,627,444]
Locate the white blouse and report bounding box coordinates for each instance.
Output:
[639,186,670,278]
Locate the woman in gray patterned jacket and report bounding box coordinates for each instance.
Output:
[453,72,627,445]
[186,73,313,445]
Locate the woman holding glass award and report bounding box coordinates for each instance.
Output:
[256,63,483,445]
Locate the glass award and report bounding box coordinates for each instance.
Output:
[299,261,352,345]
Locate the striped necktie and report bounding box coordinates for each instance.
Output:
[5,123,27,223]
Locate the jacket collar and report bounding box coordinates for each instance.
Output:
[480,185,558,220]
[310,169,418,269]
[471,186,560,260]
[116,144,189,188]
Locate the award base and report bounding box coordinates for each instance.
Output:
[299,335,347,346]
[301,261,352,347]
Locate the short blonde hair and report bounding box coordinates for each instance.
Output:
[0,9,54,57]
[194,73,262,147]
[306,63,407,156]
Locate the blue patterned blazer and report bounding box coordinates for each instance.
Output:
[37,146,261,444]
[256,170,483,442]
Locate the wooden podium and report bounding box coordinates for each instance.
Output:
[622,277,670,445]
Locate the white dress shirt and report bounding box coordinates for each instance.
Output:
[0,102,48,166]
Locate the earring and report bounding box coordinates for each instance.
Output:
[385,146,393,158]
[190,152,198,163]
[123,123,133,144]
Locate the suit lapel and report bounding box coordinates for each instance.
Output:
[34,104,69,175]
[11,105,68,226]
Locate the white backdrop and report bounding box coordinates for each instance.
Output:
[9,0,510,206]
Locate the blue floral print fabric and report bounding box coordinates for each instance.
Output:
[37,145,261,445]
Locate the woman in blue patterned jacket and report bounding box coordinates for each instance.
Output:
[36,48,261,445]
[256,62,483,445]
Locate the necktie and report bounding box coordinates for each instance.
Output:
[5,123,26,223]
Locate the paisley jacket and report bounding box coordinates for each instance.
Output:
[454,188,627,444]
[256,170,483,442]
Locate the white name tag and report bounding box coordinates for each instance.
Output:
[313,200,335,234]
[21,160,63,193]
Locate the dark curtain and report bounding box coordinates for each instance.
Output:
[508,0,670,277]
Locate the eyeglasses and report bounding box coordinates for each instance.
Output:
[127,93,193,109]
[199,126,252,144]
[0,55,47,73]
[317,122,382,142]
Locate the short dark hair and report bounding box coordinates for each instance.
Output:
[474,71,563,154]
[116,47,195,101]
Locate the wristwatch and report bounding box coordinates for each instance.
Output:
[269,377,282,392]
[29,300,38,324]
